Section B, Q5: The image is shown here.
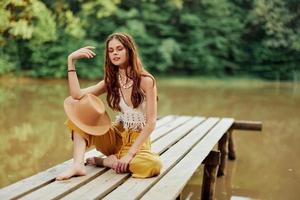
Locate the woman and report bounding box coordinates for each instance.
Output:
[56,32,162,180]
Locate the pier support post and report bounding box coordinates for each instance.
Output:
[217,132,229,176]
[176,193,182,200]
[201,150,221,200]
[228,129,236,160]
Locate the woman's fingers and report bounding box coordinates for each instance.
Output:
[84,46,96,50]
[90,50,96,56]
[81,49,96,58]
[82,46,96,55]
[121,163,128,173]
[115,162,121,173]
[80,50,93,58]
[82,52,91,58]
[118,163,122,173]
[115,161,127,173]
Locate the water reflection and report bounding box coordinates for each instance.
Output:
[0,77,299,200]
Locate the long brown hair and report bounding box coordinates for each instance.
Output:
[104,32,154,111]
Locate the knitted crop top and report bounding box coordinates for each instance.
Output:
[115,89,146,131]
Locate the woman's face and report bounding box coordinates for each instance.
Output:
[108,38,127,66]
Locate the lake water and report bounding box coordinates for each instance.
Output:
[0,76,299,200]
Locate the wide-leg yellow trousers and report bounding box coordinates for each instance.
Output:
[65,119,162,178]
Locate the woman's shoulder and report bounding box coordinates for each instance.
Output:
[140,71,156,90]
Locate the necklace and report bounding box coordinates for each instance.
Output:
[118,73,133,89]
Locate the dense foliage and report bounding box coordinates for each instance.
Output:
[0,0,299,80]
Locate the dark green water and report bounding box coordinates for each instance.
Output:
[0,77,299,200]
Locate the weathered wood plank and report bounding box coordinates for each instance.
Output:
[59,117,205,200]
[140,118,234,200]
[0,116,172,200]
[151,116,191,142]
[102,118,219,200]
[155,115,176,128]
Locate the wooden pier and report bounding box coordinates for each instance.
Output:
[0,115,262,200]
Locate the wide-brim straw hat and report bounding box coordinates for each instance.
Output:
[63,93,111,136]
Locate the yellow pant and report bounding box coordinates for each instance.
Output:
[65,119,162,178]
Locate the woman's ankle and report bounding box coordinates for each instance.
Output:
[73,161,85,168]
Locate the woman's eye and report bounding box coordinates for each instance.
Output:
[117,47,123,51]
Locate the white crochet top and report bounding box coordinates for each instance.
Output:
[115,90,146,131]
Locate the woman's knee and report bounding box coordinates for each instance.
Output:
[129,155,162,178]
[149,157,162,174]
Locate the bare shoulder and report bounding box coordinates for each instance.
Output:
[140,73,156,91]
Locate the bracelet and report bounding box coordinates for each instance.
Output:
[68,69,76,72]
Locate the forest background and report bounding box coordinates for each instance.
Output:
[1,0,299,81]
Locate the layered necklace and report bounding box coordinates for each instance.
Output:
[118,73,133,89]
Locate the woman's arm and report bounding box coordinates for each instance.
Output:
[128,75,157,156]
[67,46,106,99]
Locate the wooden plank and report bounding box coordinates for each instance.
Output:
[58,117,205,200]
[0,116,171,200]
[141,118,234,200]
[155,115,176,128]
[151,116,191,142]
[102,118,220,200]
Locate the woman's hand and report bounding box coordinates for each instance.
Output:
[115,154,134,174]
[68,46,96,61]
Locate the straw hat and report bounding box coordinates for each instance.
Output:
[63,93,111,136]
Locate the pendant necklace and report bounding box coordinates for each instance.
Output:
[118,73,133,89]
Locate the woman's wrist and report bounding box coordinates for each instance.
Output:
[67,56,76,70]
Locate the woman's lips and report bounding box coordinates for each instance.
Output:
[113,57,120,61]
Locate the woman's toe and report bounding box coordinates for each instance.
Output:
[86,157,96,165]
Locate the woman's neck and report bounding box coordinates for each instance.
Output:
[118,66,131,77]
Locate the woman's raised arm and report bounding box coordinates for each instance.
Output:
[67,46,106,99]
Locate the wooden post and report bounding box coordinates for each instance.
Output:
[176,193,182,200]
[228,129,236,160]
[201,150,221,200]
[217,132,228,176]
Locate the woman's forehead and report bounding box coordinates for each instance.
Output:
[108,38,124,48]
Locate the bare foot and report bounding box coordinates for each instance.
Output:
[86,155,118,169]
[86,156,104,167]
[56,164,86,181]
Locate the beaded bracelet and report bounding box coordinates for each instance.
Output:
[68,69,76,72]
